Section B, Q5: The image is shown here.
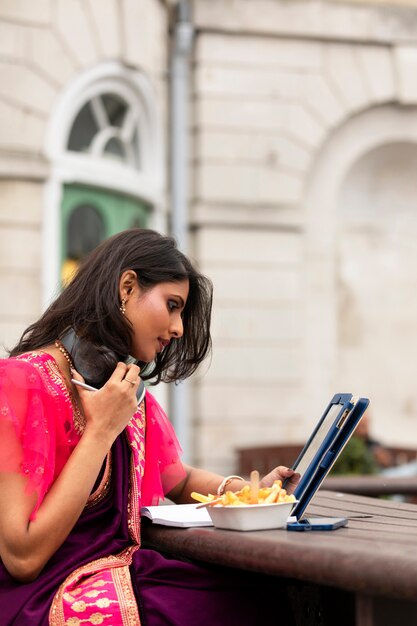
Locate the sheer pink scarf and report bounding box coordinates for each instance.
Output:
[0,354,79,519]
[141,390,186,505]
[0,353,185,518]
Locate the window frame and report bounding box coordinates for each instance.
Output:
[43,62,164,307]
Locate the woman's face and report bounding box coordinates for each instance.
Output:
[125,279,189,362]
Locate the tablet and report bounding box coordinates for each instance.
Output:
[283,393,370,519]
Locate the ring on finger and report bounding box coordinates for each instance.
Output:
[125,378,136,386]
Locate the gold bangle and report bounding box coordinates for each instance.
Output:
[216,475,245,496]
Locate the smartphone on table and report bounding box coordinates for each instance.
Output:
[287,517,348,531]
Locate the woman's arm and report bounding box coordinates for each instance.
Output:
[0,431,112,582]
[0,362,139,583]
[166,463,300,504]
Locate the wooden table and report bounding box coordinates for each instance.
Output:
[141,491,417,626]
[324,474,417,498]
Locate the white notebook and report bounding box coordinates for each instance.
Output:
[140,503,213,528]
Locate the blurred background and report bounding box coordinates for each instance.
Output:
[2,0,417,477]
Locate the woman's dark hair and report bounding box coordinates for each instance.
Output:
[9,228,213,384]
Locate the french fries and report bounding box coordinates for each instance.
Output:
[191,477,296,507]
[249,470,259,504]
[190,491,217,504]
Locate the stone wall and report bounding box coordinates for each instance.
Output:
[191,0,417,473]
[0,0,169,352]
[0,181,43,352]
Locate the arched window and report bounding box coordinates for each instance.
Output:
[45,63,163,294]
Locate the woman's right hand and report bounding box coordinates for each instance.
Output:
[72,362,141,446]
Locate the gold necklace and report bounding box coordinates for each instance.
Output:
[54,339,74,368]
[54,339,86,434]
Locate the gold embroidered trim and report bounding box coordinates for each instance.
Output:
[86,450,112,508]
[46,358,85,434]
[112,566,141,626]
[126,401,146,544]
[49,546,140,626]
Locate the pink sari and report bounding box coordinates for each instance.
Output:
[0,352,186,625]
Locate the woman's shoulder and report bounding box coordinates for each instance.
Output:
[2,350,50,363]
[0,352,53,388]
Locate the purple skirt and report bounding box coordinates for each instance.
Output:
[132,549,295,626]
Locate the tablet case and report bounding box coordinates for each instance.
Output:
[284,393,370,520]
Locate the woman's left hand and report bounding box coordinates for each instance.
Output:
[260,466,300,495]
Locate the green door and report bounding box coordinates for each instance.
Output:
[61,184,149,285]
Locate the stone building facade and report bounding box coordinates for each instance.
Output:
[2,0,417,475]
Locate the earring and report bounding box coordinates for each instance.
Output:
[120,298,126,315]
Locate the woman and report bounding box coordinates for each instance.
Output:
[0,228,299,625]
